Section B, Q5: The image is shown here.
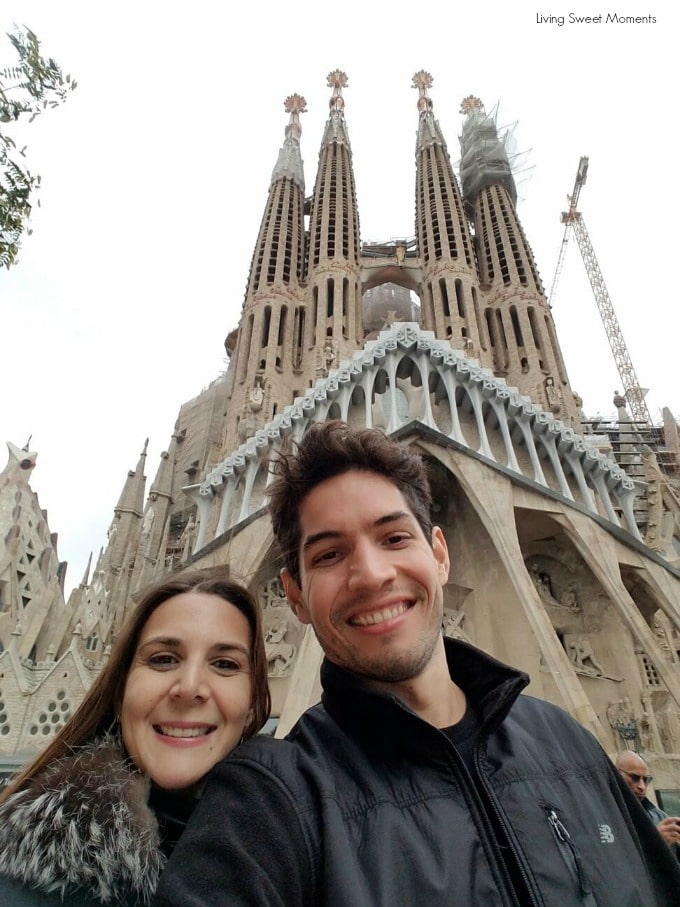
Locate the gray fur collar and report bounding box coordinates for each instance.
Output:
[0,736,163,904]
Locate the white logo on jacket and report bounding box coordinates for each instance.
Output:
[599,824,615,843]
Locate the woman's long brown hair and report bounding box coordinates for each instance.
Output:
[1,567,271,802]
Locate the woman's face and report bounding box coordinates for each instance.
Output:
[120,591,252,792]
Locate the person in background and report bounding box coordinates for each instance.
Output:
[616,750,680,854]
[155,421,680,906]
[0,568,270,906]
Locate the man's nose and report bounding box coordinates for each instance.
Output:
[347,540,397,590]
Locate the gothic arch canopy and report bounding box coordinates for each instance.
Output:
[186,323,638,553]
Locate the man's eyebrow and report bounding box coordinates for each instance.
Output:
[302,530,342,552]
[302,511,414,551]
[374,510,413,528]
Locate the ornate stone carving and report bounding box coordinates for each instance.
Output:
[657,708,680,754]
[560,583,581,613]
[265,617,296,677]
[529,564,580,613]
[607,697,639,746]
[544,376,563,414]
[141,506,155,539]
[259,576,288,611]
[316,342,338,378]
[443,608,468,642]
[566,634,609,678]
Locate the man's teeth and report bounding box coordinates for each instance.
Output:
[156,726,212,738]
[351,603,409,626]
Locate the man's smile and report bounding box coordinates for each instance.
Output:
[348,601,412,626]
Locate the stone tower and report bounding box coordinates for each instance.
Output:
[459,95,580,423]
[304,71,362,368]
[413,71,480,351]
[225,94,308,453]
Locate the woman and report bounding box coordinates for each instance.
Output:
[0,568,270,906]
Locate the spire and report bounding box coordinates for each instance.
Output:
[412,70,445,150]
[1,441,38,484]
[308,69,360,270]
[80,551,92,586]
[0,440,71,662]
[148,445,174,502]
[321,69,351,148]
[114,439,148,517]
[243,95,308,300]
[457,96,580,424]
[304,69,362,366]
[271,93,307,188]
[412,71,478,342]
[222,94,309,455]
[459,95,517,208]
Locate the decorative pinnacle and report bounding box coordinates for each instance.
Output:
[460,95,484,115]
[327,70,348,111]
[412,71,433,113]
[283,93,306,142]
[412,70,433,91]
[284,93,307,116]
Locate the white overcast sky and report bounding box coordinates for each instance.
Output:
[1,1,676,595]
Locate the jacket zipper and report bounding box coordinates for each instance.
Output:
[471,749,541,907]
[438,734,538,907]
[544,806,598,906]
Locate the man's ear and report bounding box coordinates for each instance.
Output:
[432,526,450,584]
[281,568,311,625]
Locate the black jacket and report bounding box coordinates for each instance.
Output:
[0,737,174,906]
[155,639,680,906]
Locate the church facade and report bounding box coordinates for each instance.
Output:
[2,72,680,800]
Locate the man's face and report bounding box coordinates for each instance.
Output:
[617,754,651,801]
[282,470,450,684]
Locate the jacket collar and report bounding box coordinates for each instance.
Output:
[320,637,529,753]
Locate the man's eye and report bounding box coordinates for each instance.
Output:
[385,534,409,546]
[313,550,341,566]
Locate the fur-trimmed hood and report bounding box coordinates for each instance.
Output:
[0,736,164,905]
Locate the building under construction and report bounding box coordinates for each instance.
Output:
[2,72,680,805]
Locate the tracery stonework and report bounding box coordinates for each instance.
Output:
[259,577,300,678]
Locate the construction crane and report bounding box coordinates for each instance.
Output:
[549,156,652,426]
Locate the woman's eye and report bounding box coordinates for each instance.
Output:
[148,653,177,668]
[212,658,241,672]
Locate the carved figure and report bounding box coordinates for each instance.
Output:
[141,506,155,538]
[180,517,197,559]
[259,576,288,610]
[560,584,581,613]
[657,709,680,753]
[653,616,671,655]
[530,563,553,599]
[265,619,296,676]
[568,636,605,677]
[316,342,338,377]
[248,380,264,413]
[544,377,563,413]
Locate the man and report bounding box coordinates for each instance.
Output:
[155,421,680,906]
[617,750,680,853]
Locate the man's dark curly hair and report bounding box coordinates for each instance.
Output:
[268,421,433,583]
